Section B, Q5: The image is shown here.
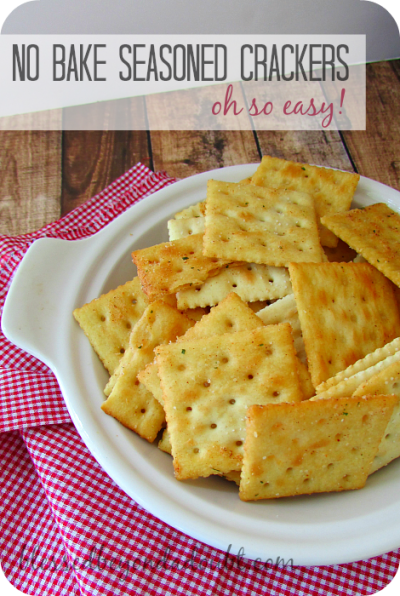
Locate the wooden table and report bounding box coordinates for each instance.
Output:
[1,60,400,237]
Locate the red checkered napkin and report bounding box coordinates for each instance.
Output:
[0,164,399,596]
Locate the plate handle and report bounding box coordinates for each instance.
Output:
[2,237,84,370]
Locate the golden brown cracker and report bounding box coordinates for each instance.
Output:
[132,234,230,302]
[140,293,265,406]
[289,262,400,387]
[239,395,397,500]
[322,203,400,287]
[156,324,302,480]
[203,180,324,266]
[182,292,265,340]
[73,278,148,374]
[251,155,359,247]
[101,302,194,442]
[158,429,242,485]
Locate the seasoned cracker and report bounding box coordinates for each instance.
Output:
[105,297,194,396]
[132,234,230,302]
[156,324,302,480]
[322,203,400,287]
[251,155,359,247]
[289,262,400,387]
[176,263,292,309]
[355,359,400,399]
[239,395,397,500]
[203,180,324,266]
[101,302,194,442]
[172,174,250,222]
[140,293,265,406]
[73,278,148,374]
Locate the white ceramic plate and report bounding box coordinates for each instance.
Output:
[3,164,400,567]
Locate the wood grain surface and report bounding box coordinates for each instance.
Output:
[150,130,260,179]
[0,131,62,235]
[342,61,400,190]
[62,98,150,214]
[1,60,400,236]
[255,131,354,171]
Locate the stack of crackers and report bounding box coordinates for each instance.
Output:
[73,156,400,501]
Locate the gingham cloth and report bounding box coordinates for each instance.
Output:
[0,164,399,596]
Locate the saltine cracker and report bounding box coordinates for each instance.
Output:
[101,302,194,442]
[176,263,292,310]
[139,293,266,407]
[73,278,148,375]
[156,324,303,480]
[203,180,324,267]
[132,234,230,302]
[251,155,359,247]
[289,262,400,387]
[322,203,400,288]
[239,395,397,500]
